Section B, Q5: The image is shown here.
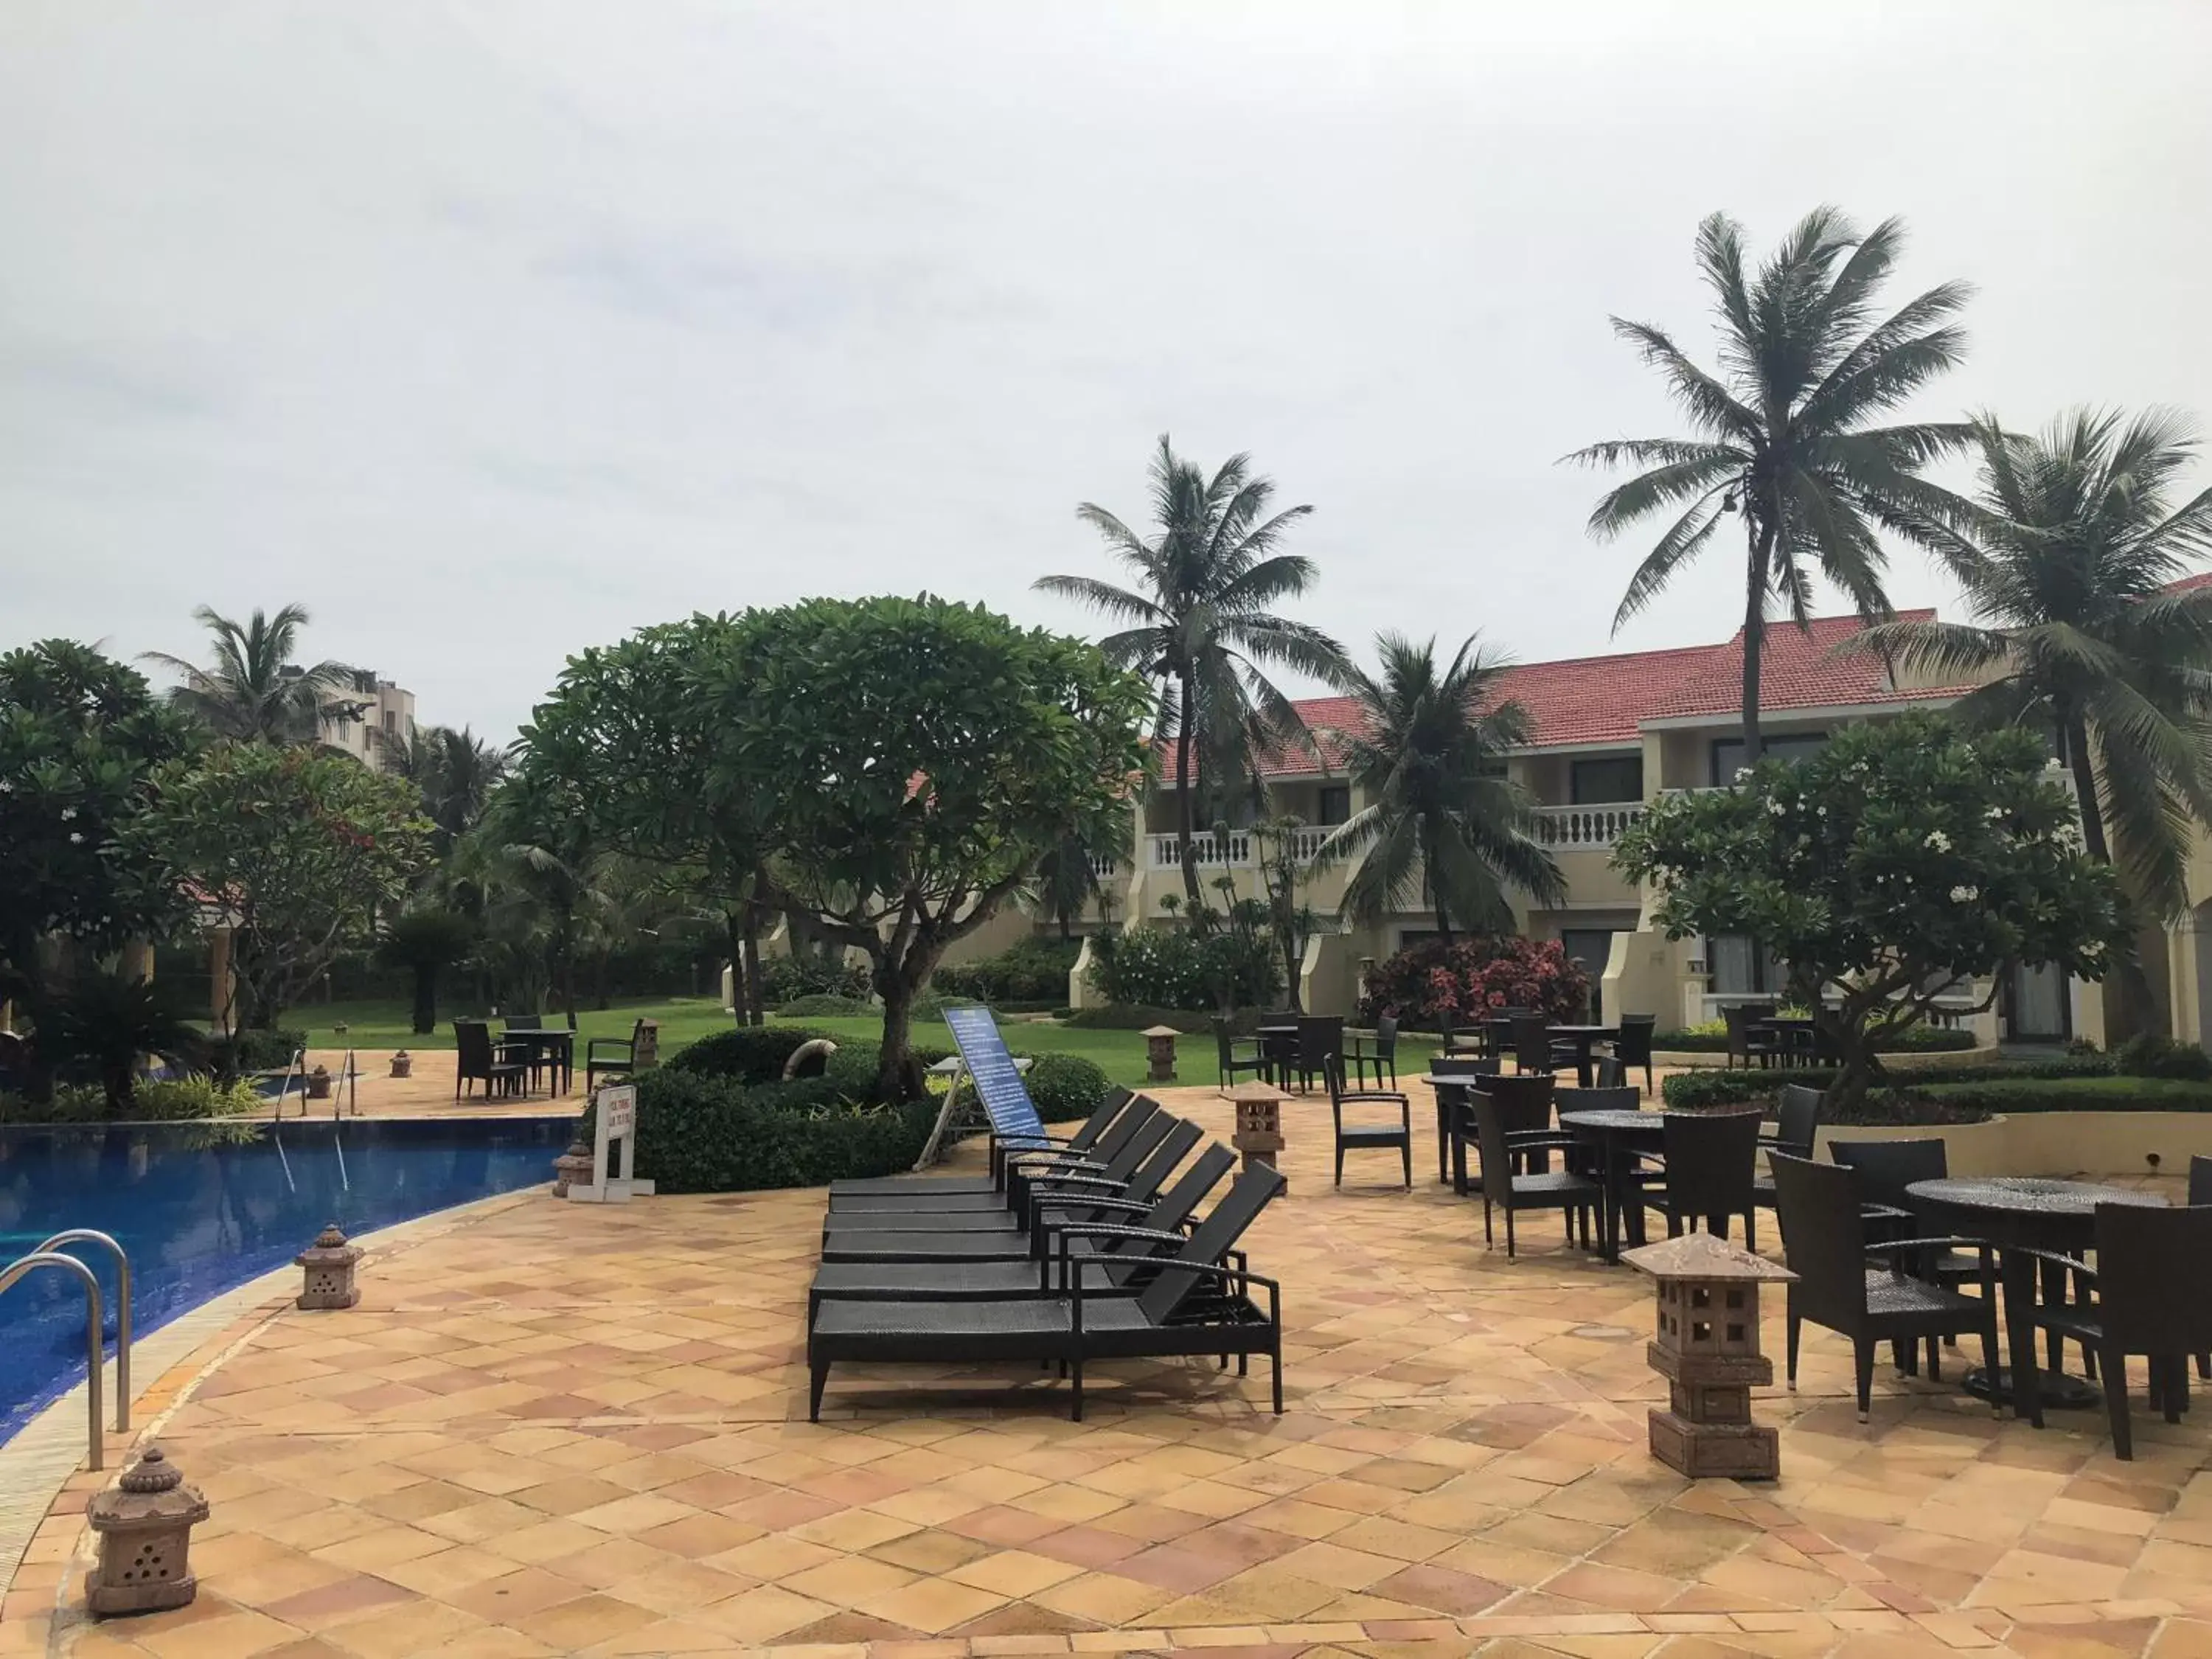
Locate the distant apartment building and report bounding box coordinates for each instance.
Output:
[295,667,416,770]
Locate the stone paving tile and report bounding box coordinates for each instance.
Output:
[14,1086,2211,1658]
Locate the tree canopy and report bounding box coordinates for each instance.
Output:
[0,641,201,1009]
[1613,713,2121,1106]
[140,602,364,748]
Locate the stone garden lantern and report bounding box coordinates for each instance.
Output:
[389,1049,412,1079]
[1141,1026,1180,1085]
[1621,1231,1795,1480]
[86,1447,209,1616]
[552,1138,594,1197]
[295,1222,362,1310]
[1227,1081,1287,1189]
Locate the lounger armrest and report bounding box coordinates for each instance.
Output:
[1865,1234,1989,1257]
[2011,1245,2097,1279]
[1046,1224,1191,1249]
[1026,1172,1127,1194]
[1860,1203,1912,1224]
[1040,1194,1152,1218]
[1005,1151,1111,1172]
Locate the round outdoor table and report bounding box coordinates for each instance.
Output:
[1905,1176,2168,1414]
[1547,1024,1620,1088]
[1559,1107,1665,1262]
[1753,1015,1819,1067]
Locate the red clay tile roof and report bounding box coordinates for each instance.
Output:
[1168,611,1977,779]
[2166,571,2212,594]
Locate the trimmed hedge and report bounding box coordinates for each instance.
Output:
[666,1026,839,1085]
[1062,1004,1262,1035]
[580,1069,939,1194]
[1026,1053,1111,1123]
[1655,1026,1976,1054]
[936,938,1082,1005]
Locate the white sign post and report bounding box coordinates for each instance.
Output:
[567,1084,655,1203]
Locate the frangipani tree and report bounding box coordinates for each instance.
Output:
[1613,714,2121,1108]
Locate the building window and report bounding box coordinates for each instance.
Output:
[1570,756,1643,804]
[1708,934,1787,997]
[1317,785,1351,826]
[1711,731,1826,785]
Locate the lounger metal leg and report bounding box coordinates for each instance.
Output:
[808,1360,829,1422]
[1071,1354,1084,1422]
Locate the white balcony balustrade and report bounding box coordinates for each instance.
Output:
[1530,802,1646,849]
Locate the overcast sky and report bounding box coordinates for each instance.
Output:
[4,1,2208,742]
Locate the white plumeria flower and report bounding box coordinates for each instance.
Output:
[1950,885,1979,902]
[1924,830,1951,852]
[69,832,85,844]
[59,806,77,820]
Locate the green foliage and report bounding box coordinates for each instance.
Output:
[762,957,871,1005]
[139,603,361,747]
[376,908,479,1034]
[1025,1052,1112,1123]
[29,970,206,1109]
[1654,1023,1977,1054]
[1357,935,1589,1028]
[2112,1032,2212,1082]
[131,744,434,1029]
[823,1038,953,1102]
[665,1025,841,1085]
[1616,714,2121,1105]
[1919,1074,2212,1113]
[1033,435,1349,912]
[0,1075,262,1125]
[1858,408,2212,920]
[0,641,201,1009]
[582,1068,940,1195]
[1568,208,1972,755]
[1320,635,1563,937]
[776,993,876,1018]
[935,938,1082,1006]
[1061,1003,1256,1034]
[1085,923,1280,1012]
[226,1026,310,1073]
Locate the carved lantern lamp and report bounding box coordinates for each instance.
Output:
[295,1222,362,1311]
[1621,1231,1796,1481]
[1227,1081,1287,1189]
[1141,1026,1180,1085]
[86,1447,209,1616]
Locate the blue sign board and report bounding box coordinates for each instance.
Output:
[940,1006,1044,1141]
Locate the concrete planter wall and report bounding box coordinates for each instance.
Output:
[1810,1111,2212,1181]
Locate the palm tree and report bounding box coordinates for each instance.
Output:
[1566,208,1974,764]
[1316,634,1566,941]
[1855,408,2212,920]
[141,604,364,747]
[1027,813,1132,938]
[1035,435,1349,912]
[393,724,511,851]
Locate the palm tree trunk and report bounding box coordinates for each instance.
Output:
[2063,715,2110,861]
[1739,522,1774,768]
[1173,667,1204,917]
[2064,714,2151,1041]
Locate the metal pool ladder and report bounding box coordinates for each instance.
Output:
[0,1231,132,1471]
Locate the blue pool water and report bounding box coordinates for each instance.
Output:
[0,1116,574,1443]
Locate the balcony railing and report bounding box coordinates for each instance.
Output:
[1143,827,1337,870]
[1087,852,1120,878]
[1530,802,1646,849]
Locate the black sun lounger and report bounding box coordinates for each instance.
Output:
[827,1086,1135,1201]
[823,1114,1190,1236]
[808,1143,1236,1320]
[809,1165,1288,1421]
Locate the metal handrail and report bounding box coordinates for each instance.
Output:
[32,1231,130,1432]
[0,1253,105,1470]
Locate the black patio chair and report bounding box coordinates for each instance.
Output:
[1323,1054,1411,1189]
[1293,1015,1344,1093]
[1511,1012,1555,1075]
[1827,1136,1998,1377]
[808,1166,1290,1420]
[808,1145,1238,1320]
[2011,1202,2212,1458]
[1468,1090,1600,1259]
[1768,1152,2000,1421]
[1724,1004,1778,1070]
[1348,1015,1399,1088]
[1634,1108,1764,1251]
[1450,1071,1557,1196]
[1215,1019,1270,1091]
[1608,1015,1658,1096]
[585,1018,658,1093]
[1591,1056,1628,1090]
[1426,1055,1498,1184]
[453,1019,528,1100]
[1751,1084,1823,1212]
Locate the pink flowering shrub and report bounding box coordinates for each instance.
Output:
[1358,936,1590,1029]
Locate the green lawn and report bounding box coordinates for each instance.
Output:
[285,997,1439,1091]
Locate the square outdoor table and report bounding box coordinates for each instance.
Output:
[1905,1175,2168,1414]
[1559,1107,1665,1262]
[501,1028,574,1096]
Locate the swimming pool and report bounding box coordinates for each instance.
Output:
[0,1116,574,1443]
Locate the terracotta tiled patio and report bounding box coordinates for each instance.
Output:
[7,1086,2211,1658]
